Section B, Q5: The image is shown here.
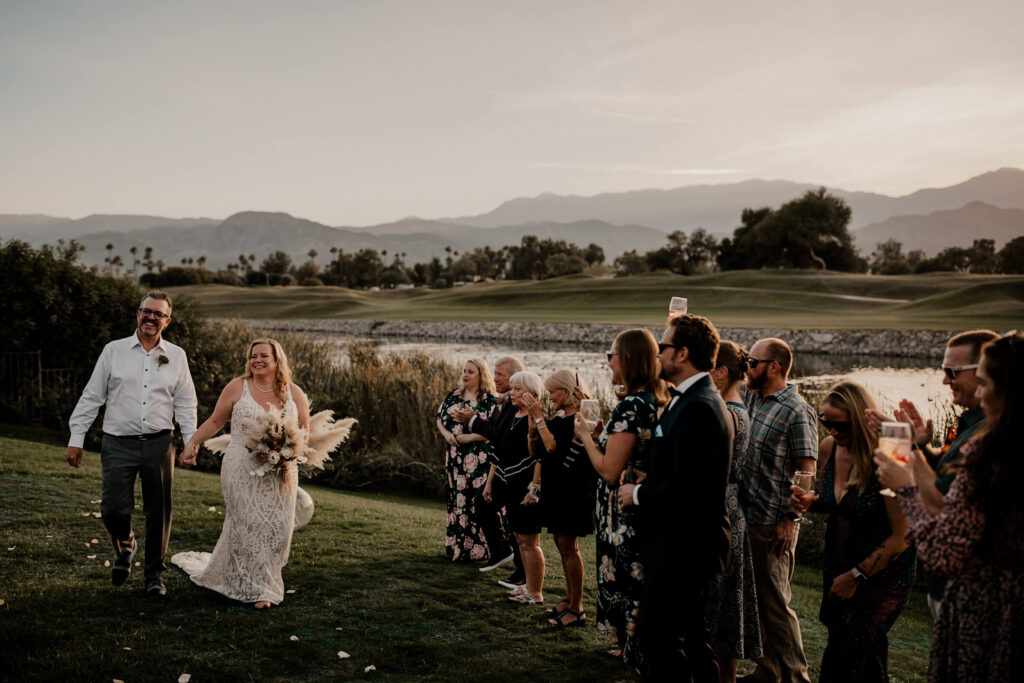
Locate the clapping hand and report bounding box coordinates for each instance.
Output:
[895,399,933,447]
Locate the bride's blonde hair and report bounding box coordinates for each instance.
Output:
[242,338,293,402]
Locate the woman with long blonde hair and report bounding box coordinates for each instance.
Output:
[574,328,669,661]
[797,380,916,681]
[173,338,311,610]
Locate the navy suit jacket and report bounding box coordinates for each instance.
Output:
[636,374,734,581]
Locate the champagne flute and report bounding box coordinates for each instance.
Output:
[579,399,600,433]
[668,296,688,322]
[791,470,816,524]
[878,421,912,497]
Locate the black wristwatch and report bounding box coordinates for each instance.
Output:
[783,511,802,522]
[851,567,868,584]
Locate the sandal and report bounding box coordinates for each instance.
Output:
[549,608,586,628]
[507,584,528,598]
[546,598,570,616]
[507,590,543,605]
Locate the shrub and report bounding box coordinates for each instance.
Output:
[300,277,324,287]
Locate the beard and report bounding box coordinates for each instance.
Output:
[137,320,160,339]
[746,372,766,392]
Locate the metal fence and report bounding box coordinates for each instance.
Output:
[0,351,87,425]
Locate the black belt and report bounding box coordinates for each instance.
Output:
[105,429,172,441]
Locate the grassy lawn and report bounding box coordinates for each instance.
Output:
[0,435,933,681]
[167,270,1024,330]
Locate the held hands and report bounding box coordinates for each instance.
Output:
[618,483,636,510]
[829,571,858,600]
[874,447,915,490]
[178,441,200,467]
[65,446,84,468]
[452,407,475,424]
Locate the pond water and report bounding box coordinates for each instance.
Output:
[314,333,956,425]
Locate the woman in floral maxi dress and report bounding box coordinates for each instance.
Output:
[436,359,498,562]
[575,329,668,667]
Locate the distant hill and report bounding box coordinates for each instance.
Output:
[444,168,1024,234]
[0,214,219,242]
[854,202,1024,255]
[10,211,669,270]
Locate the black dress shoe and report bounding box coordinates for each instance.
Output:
[111,539,137,587]
[145,580,167,598]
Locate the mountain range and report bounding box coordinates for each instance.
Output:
[2,168,1022,270]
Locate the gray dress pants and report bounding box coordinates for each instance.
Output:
[100,432,175,581]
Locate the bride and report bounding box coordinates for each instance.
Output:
[173,338,310,610]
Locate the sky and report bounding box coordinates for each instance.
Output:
[2,0,1022,226]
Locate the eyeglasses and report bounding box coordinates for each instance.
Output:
[657,343,680,354]
[138,307,169,320]
[941,364,978,381]
[818,414,852,433]
[746,357,777,369]
[606,350,618,362]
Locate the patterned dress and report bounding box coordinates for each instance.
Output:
[437,389,498,562]
[897,444,1024,682]
[594,391,657,655]
[816,446,916,682]
[706,401,762,660]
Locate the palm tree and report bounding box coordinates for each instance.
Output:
[197,255,207,271]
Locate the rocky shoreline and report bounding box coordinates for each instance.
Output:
[246,319,952,359]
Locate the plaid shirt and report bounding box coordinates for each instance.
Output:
[739,383,818,525]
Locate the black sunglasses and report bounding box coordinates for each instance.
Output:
[606,350,618,362]
[746,357,777,369]
[657,343,680,354]
[818,414,852,433]
[138,307,169,320]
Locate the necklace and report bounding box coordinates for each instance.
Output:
[253,379,274,393]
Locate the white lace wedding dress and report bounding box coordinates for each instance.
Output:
[172,380,298,605]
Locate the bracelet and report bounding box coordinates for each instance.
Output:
[537,423,548,431]
[527,483,541,497]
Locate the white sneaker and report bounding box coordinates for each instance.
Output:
[478,552,514,573]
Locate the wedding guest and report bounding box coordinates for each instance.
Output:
[876,332,1024,681]
[575,329,669,659]
[174,339,310,609]
[483,371,546,605]
[525,369,595,628]
[65,290,197,599]
[436,359,498,562]
[799,381,915,682]
[706,340,762,682]
[738,337,817,683]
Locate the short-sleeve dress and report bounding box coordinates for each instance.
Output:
[437,389,498,562]
[705,401,763,660]
[594,391,657,656]
[541,413,596,538]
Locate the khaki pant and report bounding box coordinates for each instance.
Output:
[747,524,811,683]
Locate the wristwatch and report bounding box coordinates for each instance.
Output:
[851,567,868,584]
[783,511,801,522]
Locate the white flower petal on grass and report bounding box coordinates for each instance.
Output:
[87,554,97,559]
[135,562,141,567]
[93,512,102,518]
[335,627,344,631]
[208,507,216,512]
[178,675,191,683]
[45,535,53,539]
[289,635,298,641]
[6,547,14,551]
[123,647,131,651]
[337,651,350,659]
[114,679,125,683]
[364,665,376,673]
[81,513,91,517]
[91,539,99,544]
[104,560,111,567]
[285,589,296,594]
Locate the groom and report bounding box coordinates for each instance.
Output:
[65,290,197,598]
[619,313,733,681]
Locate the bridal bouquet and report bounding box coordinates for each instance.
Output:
[205,408,357,478]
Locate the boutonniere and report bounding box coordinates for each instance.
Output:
[157,354,170,371]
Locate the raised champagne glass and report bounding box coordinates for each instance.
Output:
[878,421,912,497]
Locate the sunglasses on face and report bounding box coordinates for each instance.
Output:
[657,343,680,354]
[606,350,618,362]
[818,414,852,433]
[138,307,169,320]
[941,364,978,381]
[746,357,777,369]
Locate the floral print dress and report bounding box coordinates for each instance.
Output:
[437,389,497,562]
[594,391,657,656]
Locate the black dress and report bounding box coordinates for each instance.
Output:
[495,412,541,535]
[540,413,595,538]
[815,446,916,683]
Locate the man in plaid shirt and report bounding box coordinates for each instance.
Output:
[738,337,817,683]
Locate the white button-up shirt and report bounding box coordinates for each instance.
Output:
[68,332,198,448]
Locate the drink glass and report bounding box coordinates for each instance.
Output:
[791,470,816,522]
[878,421,912,497]
[579,399,601,433]
[668,296,687,321]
